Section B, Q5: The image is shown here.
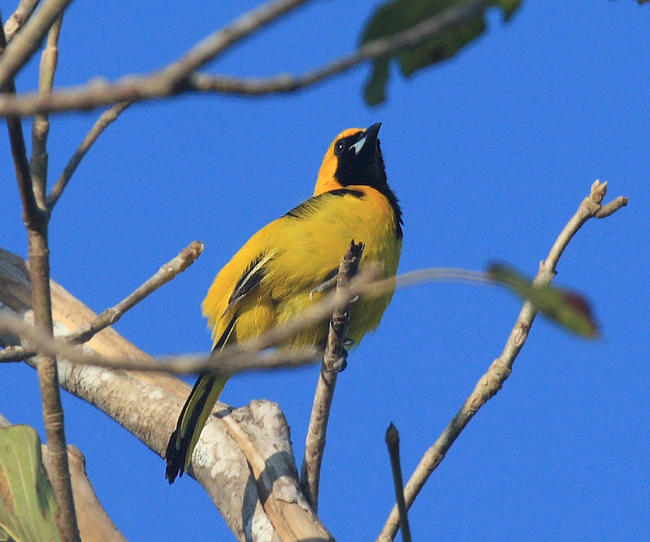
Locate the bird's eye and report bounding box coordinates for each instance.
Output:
[334,140,346,156]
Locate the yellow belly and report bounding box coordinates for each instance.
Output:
[203,186,401,351]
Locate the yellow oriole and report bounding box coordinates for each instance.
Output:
[165,123,402,483]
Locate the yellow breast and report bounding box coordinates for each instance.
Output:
[202,186,401,350]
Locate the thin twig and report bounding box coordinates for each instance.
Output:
[30,16,62,209]
[1,12,79,540]
[0,0,73,90]
[153,0,308,90]
[0,310,319,374]
[1,266,491,367]
[300,241,364,512]
[385,423,411,542]
[188,0,492,97]
[47,101,131,211]
[0,241,204,362]
[595,195,628,218]
[233,268,489,360]
[69,240,204,344]
[377,182,628,542]
[3,0,40,43]
[8,111,42,223]
[0,0,491,116]
[0,20,43,227]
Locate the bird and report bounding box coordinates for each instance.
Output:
[165,123,403,483]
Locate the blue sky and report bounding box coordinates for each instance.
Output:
[1,1,648,540]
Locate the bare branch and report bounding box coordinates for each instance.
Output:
[24,152,81,542]
[3,0,40,43]
[67,240,204,344]
[300,241,364,511]
[0,241,204,362]
[188,0,493,97]
[0,0,73,90]
[31,15,62,208]
[47,101,131,211]
[0,18,42,227]
[0,309,320,374]
[377,182,628,542]
[154,0,308,89]
[0,0,492,116]
[1,261,493,370]
[7,109,41,223]
[385,423,411,542]
[1,11,79,539]
[595,194,628,218]
[224,265,481,359]
[218,407,334,541]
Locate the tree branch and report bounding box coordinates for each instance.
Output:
[30,17,63,209]
[0,309,320,374]
[377,182,628,541]
[1,256,496,373]
[0,19,42,227]
[0,0,492,116]
[218,406,334,541]
[0,11,79,542]
[1,11,80,540]
[188,0,492,97]
[47,101,131,211]
[30,15,62,208]
[0,241,203,362]
[153,0,308,90]
[385,423,411,542]
[300,241,364,512]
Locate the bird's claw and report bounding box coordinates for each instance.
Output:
[309,276,338,301]
[332,349,348,372]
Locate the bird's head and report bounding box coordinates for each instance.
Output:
[314,123,387,196]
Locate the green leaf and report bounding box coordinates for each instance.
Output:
[360,0,522,105]
[0,426,63,542]
[488,263,599,338]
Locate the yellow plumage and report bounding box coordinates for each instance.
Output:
[165,123,402,482]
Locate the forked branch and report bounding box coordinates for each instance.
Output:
[377,182,628,541]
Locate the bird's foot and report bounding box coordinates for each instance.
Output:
[309,276,338,300]
[332,349,348,372]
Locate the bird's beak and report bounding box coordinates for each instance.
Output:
[351,122,382,155]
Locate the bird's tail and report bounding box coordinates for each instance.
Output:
[165,374,227,483]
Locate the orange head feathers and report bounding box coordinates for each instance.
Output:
[314,123,386,196]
